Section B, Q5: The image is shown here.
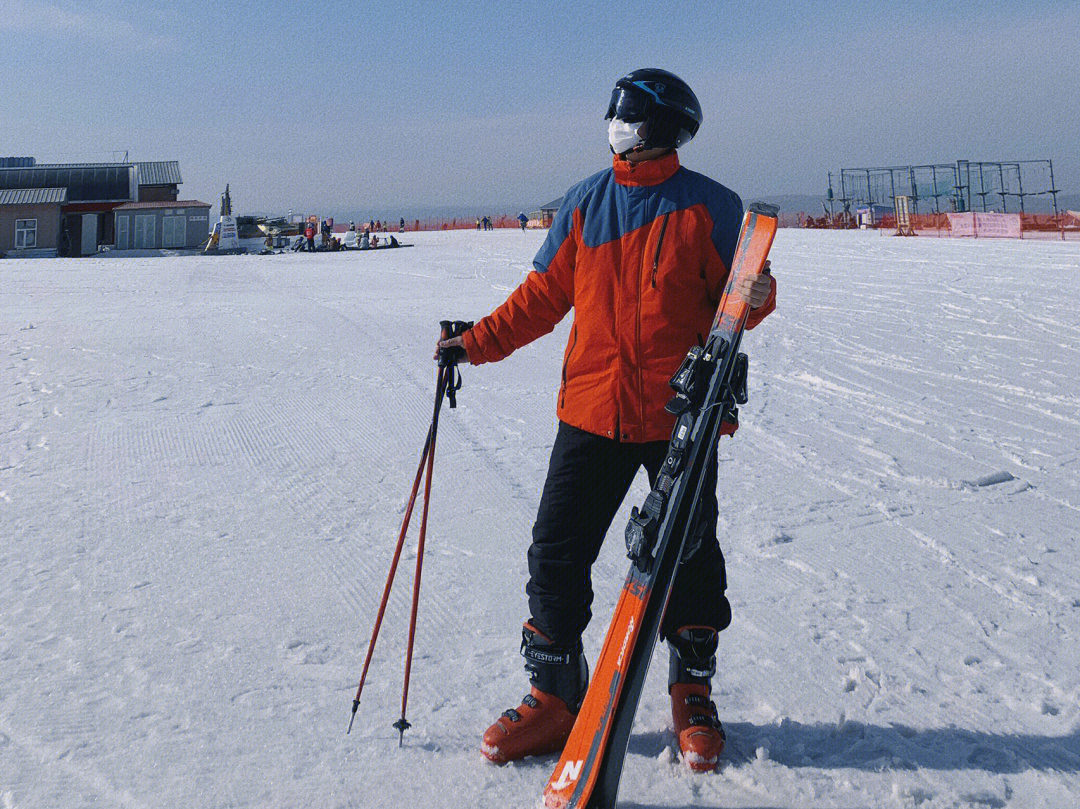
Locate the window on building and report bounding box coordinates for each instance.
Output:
[15,219,37,249]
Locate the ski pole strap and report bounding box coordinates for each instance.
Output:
[437,319,474,409]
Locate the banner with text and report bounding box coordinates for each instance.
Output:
[947,212,1022,238]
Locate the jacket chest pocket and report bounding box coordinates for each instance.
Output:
[649,212,671,288]
[648,214,707,297]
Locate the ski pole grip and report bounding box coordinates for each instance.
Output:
[437,320,473,368]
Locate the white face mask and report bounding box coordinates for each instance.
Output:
[608,118,644,155]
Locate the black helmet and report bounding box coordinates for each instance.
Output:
[605,68,702,150]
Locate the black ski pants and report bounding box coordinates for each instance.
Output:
[526,422,731,649]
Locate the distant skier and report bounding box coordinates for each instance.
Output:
[400,217,406,233]
[517,212,528,230]
[304,222,316,252]
[437,69,776,771]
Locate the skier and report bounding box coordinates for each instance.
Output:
[517,212,528,230]
[304,221,316,252]
[438,69,776,771]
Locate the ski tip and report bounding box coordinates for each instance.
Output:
[747,201,779,218]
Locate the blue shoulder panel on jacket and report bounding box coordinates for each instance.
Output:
[532,169,609,273]
[678,168,743,269]
[535,164,744,266]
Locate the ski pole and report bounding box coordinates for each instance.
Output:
[393,367,443,745]
[348,411,437,734]
[394,321,469,742]
[348,320,472,739]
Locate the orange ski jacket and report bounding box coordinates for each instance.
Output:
[461,152,776,443]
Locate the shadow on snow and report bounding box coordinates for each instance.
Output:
[627,719,1080,774]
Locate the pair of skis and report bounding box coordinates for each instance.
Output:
[542,203,779,809]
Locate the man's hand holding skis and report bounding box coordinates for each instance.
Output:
[735,259,773,309]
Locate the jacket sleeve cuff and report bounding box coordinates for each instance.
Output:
[461,322,494,366]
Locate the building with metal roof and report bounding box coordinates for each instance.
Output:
[0,158,186,256]
[0,187,67,256]
[134,162,183,186]
[0,187,68,205]
[113,201,211,250]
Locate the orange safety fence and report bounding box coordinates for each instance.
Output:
[413,214,526,231]
[794,211,1080,239]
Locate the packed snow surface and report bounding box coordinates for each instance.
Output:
[3,229,1079,809]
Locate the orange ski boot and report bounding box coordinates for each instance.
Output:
[668,625,725,771]
[481,623,587,764]
[671,682,726,771]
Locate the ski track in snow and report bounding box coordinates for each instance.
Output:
[2,228,1079,808]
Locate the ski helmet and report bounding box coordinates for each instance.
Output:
[605,68,702,151]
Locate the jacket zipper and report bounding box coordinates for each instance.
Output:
[650,212,671,288]
[560,323,578,408]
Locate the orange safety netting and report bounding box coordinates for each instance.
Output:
[413,214,526,231]
[795,212,1080,239]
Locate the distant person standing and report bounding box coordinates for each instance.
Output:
[517,212,529,231]
[304,222,317,252]
[400,216,406,233]
[360,229,370,249]
[477,215,483,231]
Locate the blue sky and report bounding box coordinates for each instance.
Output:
[2,0,1077,217]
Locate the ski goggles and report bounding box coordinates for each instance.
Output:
[605,82,657,123]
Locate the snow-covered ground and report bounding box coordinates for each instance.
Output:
[2,228,1079,809]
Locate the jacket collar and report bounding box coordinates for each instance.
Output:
[612,150,680,187]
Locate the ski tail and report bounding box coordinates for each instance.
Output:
[542,202,778,809]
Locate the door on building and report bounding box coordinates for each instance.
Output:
[162,215,187,248]
[116,216,130,249]
[134,215,156,249]
[61,215,81,256]
[81,214,98,256]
